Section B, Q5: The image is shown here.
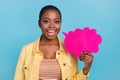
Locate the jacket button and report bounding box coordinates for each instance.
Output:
[63,63,66,66]
[58,53,60,55]
[24,67,27,69]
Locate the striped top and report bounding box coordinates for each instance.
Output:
[39,59,62,80]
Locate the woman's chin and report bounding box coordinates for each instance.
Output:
[46,35,57,40]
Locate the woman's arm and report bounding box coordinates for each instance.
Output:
[79,52,93,75]
[70,52,93,80]
[14,47,26,80]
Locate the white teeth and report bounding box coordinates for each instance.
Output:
[47,30,55,33]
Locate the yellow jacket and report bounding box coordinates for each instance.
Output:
[14,37,88,80]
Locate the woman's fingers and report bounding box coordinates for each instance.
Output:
[79,51,94,70]
[82,51,91,56]
[79,51,93,62]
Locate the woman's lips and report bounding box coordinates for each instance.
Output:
[47,30,56,36]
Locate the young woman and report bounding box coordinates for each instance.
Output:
[14,5,93,80]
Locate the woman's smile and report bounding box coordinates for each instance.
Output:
[47,29,57,36]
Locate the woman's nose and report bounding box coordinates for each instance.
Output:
[50,25,54,28]
[49,21,54,28]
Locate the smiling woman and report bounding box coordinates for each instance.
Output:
[14,5,93,80]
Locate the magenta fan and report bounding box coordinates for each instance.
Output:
[62,27,102,57]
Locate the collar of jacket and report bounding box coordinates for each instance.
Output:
[32,36,66,55]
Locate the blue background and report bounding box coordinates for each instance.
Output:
[0,0,120,80]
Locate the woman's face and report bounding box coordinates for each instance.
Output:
[39,9,61,40]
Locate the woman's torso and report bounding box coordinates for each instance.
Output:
[39,59,62,80]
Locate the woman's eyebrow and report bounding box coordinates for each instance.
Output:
[42,18,61,20]
[41,17,49,20]
[54,18,61,20]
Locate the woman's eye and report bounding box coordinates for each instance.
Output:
[43,20,49,24]
[55,20,60,24]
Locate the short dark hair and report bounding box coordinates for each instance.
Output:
[39,5,62,21]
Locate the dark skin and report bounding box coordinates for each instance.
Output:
[79,51,93,75]
[38,9,93,75]
[39,35,59,59]
[38,9,61,59]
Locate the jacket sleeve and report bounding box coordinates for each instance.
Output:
[70,56,89,80]
[71,69,89,80]
[14,47,26,80]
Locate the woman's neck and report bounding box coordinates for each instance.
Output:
[39,35,59,45]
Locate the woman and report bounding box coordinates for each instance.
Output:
[14,5,93,80]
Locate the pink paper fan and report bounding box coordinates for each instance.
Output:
[62,27,102,57]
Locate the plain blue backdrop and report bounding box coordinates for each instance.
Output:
[0,0,120,80]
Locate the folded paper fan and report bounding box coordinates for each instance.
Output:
[62,27,102,57]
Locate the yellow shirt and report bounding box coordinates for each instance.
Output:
[14,37,88,80]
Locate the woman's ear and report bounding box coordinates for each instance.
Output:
[38,20,41,28]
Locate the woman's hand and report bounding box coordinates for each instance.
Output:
[79,51,93,75]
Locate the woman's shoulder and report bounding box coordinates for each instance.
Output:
[58,37,65,49]
[22,42,34,49]
[22,38,39,51]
